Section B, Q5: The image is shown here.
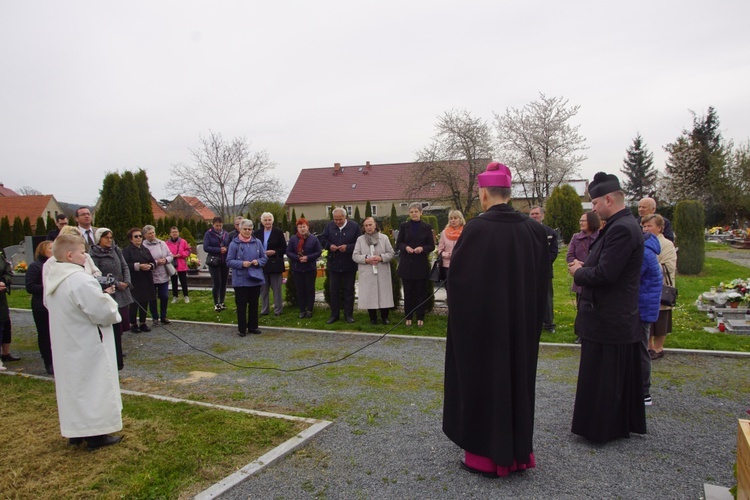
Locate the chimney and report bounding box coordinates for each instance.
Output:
[333,162,341,175]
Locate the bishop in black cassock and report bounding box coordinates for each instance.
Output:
[443,162,549,477]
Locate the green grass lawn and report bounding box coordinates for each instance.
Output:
[0,374,305,498]
[8,245,750,351]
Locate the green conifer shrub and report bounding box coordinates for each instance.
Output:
[674,200,705,275]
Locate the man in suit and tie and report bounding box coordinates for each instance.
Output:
[75,207,97,252]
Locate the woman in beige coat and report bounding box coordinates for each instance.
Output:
[353,217,395,325]
[642,214,677,359]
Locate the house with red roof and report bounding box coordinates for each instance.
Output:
[285,161,453,220]
[0,183,20,197]
[285,161,591,220]
[0,194,65,230]
[166,195,217,222]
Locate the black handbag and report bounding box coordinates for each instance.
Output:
[661,264,677,307]
[429,260,441,282]
[206,254,221,267]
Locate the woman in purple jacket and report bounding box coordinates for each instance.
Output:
[286,218,322,319]
[567,211,600,342]
[227,219,267,337]
[203,217,232,312]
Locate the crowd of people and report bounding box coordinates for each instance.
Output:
[4,173,678,460]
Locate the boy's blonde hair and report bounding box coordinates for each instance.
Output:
[52,234,85,261]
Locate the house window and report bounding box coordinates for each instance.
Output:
[399,203,408,207]
[371,205,377,216]
[47,211,51,219]
[346,206,352,216]
[351,183,357,189]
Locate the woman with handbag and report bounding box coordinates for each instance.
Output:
[396,203,435,327]
[642,214,676,360]
[90,228,133,370]
[204,217,232,312]
[143,225,174,325]
[227,219,267,336]
[436,210,465,297]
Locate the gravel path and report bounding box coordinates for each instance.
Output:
[707,249,750,269]
[6,310,749,499]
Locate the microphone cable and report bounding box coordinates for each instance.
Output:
[128,279,446,372]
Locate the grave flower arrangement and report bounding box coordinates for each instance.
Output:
[186,254,201,269]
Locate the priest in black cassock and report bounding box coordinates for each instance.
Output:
[443,162,550,478]
[567,172,646,442]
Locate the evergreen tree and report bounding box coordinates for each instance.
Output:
[0,216,11,249]
[96,171,121,238]
[665,107,727,205]
[281,210,289,233]
[22,217,33,237]
[180,227,196,247]
[329,203,336,220]
[34,217,47,236]
[545,184,583,243]
[674,200,705,275]
[291,208,297,225]
[45,215,55,233]
[135,169,154,225]
[115,171,142,243]
[365,201,372,218]
[285,268,298,307]
[353,206,361,224]
[621,133,656,200]
[11,216,24,245]
[390,203,398,229]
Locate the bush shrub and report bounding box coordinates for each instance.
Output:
[545,184,583,244]
[674,200,705,275]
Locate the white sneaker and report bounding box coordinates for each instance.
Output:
[644,396,653,406]
[172,297,179,304]
[184,296,190,303]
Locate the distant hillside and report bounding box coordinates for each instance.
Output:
[57,201,86,218]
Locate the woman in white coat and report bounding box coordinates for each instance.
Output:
[353,217,395,325]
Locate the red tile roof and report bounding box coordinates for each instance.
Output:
[0,183,20,197]
[285,161,459,205]
[0,195,56,225]
[151,197,169,220]
[181,196,216,221]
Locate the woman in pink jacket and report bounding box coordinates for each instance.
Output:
[437,210,465,297]
[166,227,192,303]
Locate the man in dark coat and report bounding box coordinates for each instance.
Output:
[46,213,68,241]
[637,197,675,242]
[319,208,360,324]
[529,206,559,332]
[568,172,647,443]
[254,212,287,316]
[443,162,549,478]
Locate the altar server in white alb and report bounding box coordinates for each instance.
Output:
[45,234,124,450]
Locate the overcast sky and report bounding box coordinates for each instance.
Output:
[2,1,749,206]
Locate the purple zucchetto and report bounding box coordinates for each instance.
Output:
[477,162,512,188]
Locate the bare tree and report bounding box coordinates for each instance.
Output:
[407,110,494,216]
[17,186,42,195]
[167,131,283,221]
[495,94,587,206]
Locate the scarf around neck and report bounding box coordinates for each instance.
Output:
[296,232,307,255]
[444,225,463,241]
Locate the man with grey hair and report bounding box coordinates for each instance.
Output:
[320,207,360,324]
[637,197,674,242]
[529,205,559,332]
[254,212,286,316]
[228,215,245,240]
